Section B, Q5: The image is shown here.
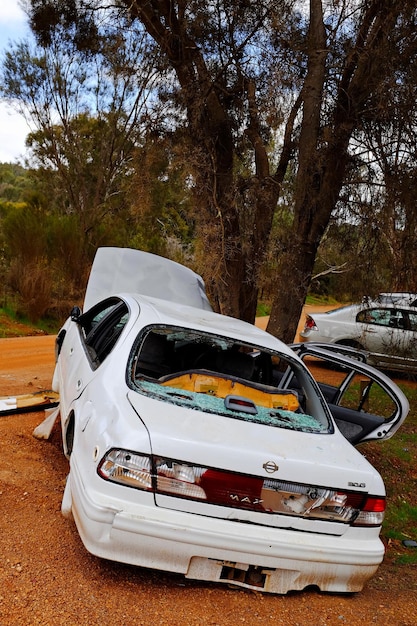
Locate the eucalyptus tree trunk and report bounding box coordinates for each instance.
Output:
[267,0,404,343]
[126,1,283,321]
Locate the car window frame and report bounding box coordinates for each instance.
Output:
[357,307,411,330]
[77,297,130,368]
[128,325,334,434]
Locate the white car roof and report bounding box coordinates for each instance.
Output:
[84,247,213,313]
[125,292,296,357]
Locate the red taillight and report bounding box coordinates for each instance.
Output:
[352,495,386,526]
[98,450,384,525]
[344,492,367,508]
[304,315,317,331]
[362,496,386,513]
[200,470,264,510]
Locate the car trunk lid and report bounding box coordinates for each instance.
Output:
[127,389,383,536]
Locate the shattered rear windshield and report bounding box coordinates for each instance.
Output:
[128,326,331,433]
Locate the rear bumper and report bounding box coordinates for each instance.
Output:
[63,463,384,595]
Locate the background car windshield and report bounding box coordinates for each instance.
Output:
[129,326,332,433]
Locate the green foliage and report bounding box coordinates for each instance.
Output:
[256,301,271,317]
[2,1,417,331]
[305,294,340,306]
[0,163,33,203]
[0,202,51,320]
[0,132,197,321]
[0,306,57,338]
[0,25,160,294]
[361,381,417,565]
[0,199,81,320]
[26,112,136,238]
[127,136,195,259]
[2,203,46,258]
[312,222,395,302]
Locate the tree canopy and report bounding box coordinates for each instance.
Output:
[1,0,417,337]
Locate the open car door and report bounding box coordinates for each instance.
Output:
[288,343,409,445]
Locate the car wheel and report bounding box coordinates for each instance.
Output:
[337,339,364,350]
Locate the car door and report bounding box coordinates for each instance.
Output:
[356,307,409,357]
[402,310,417,360]
[288,343,409,445]
[56,298,129,414]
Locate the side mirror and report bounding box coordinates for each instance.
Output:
[70,306,82,322]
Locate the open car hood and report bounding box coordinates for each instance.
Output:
[83,247,213,312]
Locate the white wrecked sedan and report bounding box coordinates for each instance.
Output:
[52,248,409,595]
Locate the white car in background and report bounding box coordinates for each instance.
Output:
[300,298,417,373]
[370,292,417,307]
[51,249,409,595]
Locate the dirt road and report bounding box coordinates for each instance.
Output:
[0,330,417,625]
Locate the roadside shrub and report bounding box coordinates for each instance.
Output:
[8,258,53,322]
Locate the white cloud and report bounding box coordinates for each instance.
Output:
[0,0,29,44]
[0,102,30,163]
[0,1,27,24]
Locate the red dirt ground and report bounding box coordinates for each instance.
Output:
[0,315,416,624]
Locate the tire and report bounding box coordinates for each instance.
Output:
[336,339,364,350]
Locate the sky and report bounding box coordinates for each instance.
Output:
[0,0,32,163]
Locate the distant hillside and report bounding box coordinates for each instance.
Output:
[0,162,32,203]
